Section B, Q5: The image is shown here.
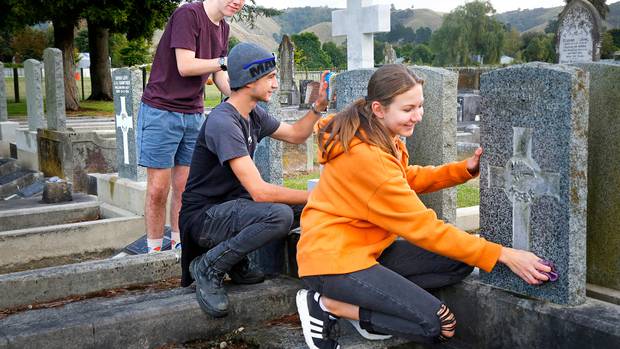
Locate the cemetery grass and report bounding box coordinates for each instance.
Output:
[5,83,223,118]
[283,170,480,208]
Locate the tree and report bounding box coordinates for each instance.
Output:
[410,44,434,65]
[522,33,556,62]
[322,42,346,69]
[291,32,331,70]
[502,27,522,57]
[430,1,505,66]
[82,0,181,101]
[601,31,617,58]
[414,27,432,45]
[10,27,49,63]
[228,36,240,52]
[607,28,620,48]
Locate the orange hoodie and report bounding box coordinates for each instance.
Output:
[296,116,502,277]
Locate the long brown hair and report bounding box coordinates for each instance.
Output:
[319,64,424,160]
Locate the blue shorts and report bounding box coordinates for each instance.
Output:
[136,102,205,168]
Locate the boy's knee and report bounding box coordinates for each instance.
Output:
[268,204,294,233]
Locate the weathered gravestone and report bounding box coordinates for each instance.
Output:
[113,67,145,182]
[332,67,459,223]
[333,69,374,112]
[557,0,602,64]
[332,0,390,70]
[457,93,481,122]
[480,63,588,305]
[0,62,7,122]
[303,81,321,107]
[252,76,285,275]
[43,48,66,131]
[574,62,620,292]
[24,59,45,131]
[407,66,458,224]
[384,43,397,64]
[278,35,299,106]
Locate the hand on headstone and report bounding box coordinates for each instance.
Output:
[315,70,330,112]
[497,247,553,285]
[466,147,483,175]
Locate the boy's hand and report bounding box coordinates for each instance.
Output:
[467,147,482,176]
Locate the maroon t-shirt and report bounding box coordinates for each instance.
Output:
[142,1,229,114]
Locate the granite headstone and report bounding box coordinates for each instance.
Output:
[574,62,620,291]
[0,62,7,122]
[113,67,145,182]
[407,66,458,223]
[43,48,66,131]
[24,59,45,131]
[333,69,375,112]
[252,72,285,275]
[480,63,588,305]
[557,0,602,64]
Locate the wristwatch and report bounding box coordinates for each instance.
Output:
[218,57,227,71]
[311,102,327,117]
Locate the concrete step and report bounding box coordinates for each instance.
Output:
[0,277,301,349]
[0,158,19,176]
[0,196,100,231]
[0,169,43,199]
[0,250,180,310]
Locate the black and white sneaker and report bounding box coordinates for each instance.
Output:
[296,289,341,349]
[347,319,393,340]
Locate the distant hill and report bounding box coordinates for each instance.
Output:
[273,6,333,35]
[301,22,345,45]
[396,8,445,31]
[229,16,281,51]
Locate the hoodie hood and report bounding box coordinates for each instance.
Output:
[315,114,409,166]
[315,114,366,165]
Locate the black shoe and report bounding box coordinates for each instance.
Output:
[190,254,229,318]
[296,289,340,349]
[229,257,265,285]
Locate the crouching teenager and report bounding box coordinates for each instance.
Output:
[179,42,328,318]
[295,64,552,348]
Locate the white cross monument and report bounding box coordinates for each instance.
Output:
[332,0,390,70]
[115,96,133,165]
[488,127,561,250]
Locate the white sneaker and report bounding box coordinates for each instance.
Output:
[347,319,392,340]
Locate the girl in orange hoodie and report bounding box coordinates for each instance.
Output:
[295,64,552,349]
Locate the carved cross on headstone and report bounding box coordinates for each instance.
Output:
[115,96,133,165]
[488,127,561,250]
[332,0,390,69]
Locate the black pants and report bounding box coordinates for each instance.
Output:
[302,240,473,343]
[190,198,303,274]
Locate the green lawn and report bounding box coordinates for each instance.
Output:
[283,171,480,208]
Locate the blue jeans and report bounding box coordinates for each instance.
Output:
[136,102,205,168]
[302,240,473,343]
[190,198,303,275]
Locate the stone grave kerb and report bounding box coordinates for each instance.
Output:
[332,0,390,70]
[556,0,603,64]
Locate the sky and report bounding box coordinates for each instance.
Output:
[252,1,568,14]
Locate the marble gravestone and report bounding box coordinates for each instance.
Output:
[557,0,602,64]
[24,59,45,131]
[43,48,66,131]
[0,62,7,122]
[332,0,390,70]
[112,68,145,182]
[480,63,588,305]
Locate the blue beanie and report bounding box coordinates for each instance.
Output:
[228,42,277,89]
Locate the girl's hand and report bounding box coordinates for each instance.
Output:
[466,147,483,175]
[498,247,552,285]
